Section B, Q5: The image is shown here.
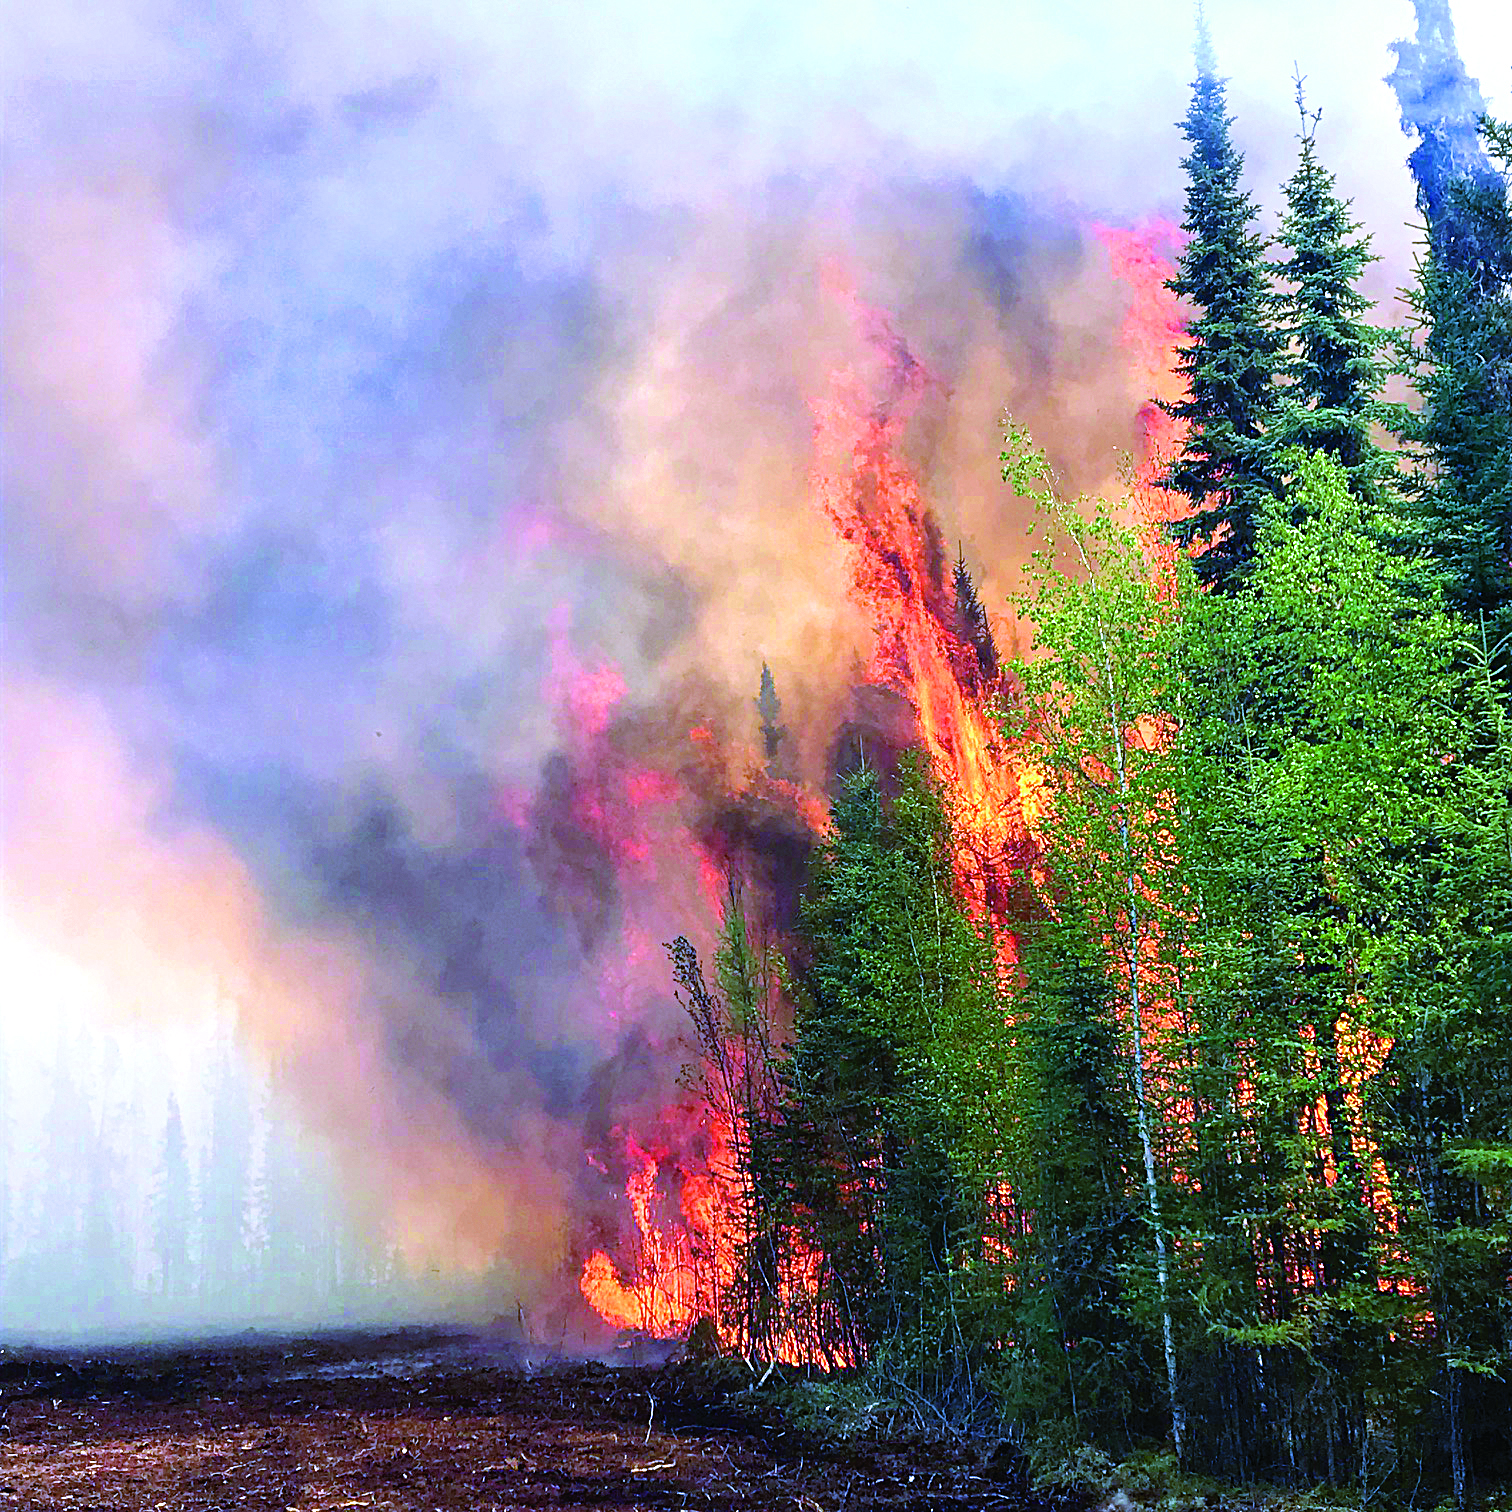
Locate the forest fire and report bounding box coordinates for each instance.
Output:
[812,281,1040,935]
[8,0,1508,1489]
[1094,218,1190,579]
[578,1103,836,1364]
[572,238,1190,1354]
[579,1122,707,1338]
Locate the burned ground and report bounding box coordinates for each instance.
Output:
[0,1330,1070,1512]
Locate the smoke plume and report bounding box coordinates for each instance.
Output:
[3,0,1509,1330]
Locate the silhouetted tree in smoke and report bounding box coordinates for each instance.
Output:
[80,1048,135,1329]
[1388,0,1501,280]
[154,1094,194,1303]
[952,549,1000,687]
[203,1012,255,1312]
[1161,14,1284,589]
[754,662,787,774]
[260,1112,341,1314]
[32,1027,91,1312]
[1272,80,1396,504]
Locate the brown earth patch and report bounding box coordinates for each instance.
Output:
[0,1332,1063,1512]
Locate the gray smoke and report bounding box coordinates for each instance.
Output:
[3,0,1506,1335]
[1387,0,1499,266]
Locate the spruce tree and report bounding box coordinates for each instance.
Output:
[952,549,1000,688]
[668,879,791,1361]
[155,1094,193,1303]
[1273,85,1396,503]
[1014,911,1146,1438]
[754,663,786,771]
[1162,19,1284,590]
[202,1012,254,1313]
[784,759,1008,1383]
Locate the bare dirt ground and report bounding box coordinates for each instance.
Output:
[0,1330,1063,1511]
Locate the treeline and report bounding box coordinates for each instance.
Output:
[0,1016,420,1337]
[672,15,1512,1505]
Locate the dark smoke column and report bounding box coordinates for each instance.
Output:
[1387,0,1499,271]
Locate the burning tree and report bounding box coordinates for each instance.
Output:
[665,878,829,1367]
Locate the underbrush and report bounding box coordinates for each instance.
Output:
[644,1351,1019,1466]
[647,1350,1512,1512]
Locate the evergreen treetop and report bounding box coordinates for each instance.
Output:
[1161,16,1284,590]
[755,662,786,768]
[1272,84,1396,504]
[952,549,1000,689]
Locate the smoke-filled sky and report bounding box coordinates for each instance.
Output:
[4,0,1511,1332]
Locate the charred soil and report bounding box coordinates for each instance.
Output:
[0,1329,1072,1512]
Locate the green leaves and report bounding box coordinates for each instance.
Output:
[781,756,1020,1374]
[1001,419,1512,1477]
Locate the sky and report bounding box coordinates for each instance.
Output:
[3,0,1510,1335]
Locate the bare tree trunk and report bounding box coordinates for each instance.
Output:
[1125,880,1186,1461]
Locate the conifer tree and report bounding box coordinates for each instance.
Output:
[952,550,1000,687]
[155,1094,193,1303]
[1013,911,1146,1438]
[204,1012,254,1312]
[754,663,786,771]
[1161,17,1284,590]
[668,878,792,1361]
[1273,83,1396,503]
[784,759,1009,1387]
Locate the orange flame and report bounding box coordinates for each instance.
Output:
[811,282,1038,939]
[577,232,1207,1356]
[579,1105,835,1364]
[1094,219,1190,586]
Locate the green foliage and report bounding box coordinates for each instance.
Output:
[783,756,1017,1381]
[998,428,1512,1487]
[1024,1420,1121,1494]
[762,1374,897,1442]
[1272,90,1397,506]
[1161,28,1285,589]
[682,74,1512,1509]
[1008,912,1150,1439]
[1003,425,1187,1454]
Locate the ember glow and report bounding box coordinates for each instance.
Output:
[1095,218,1191,578]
